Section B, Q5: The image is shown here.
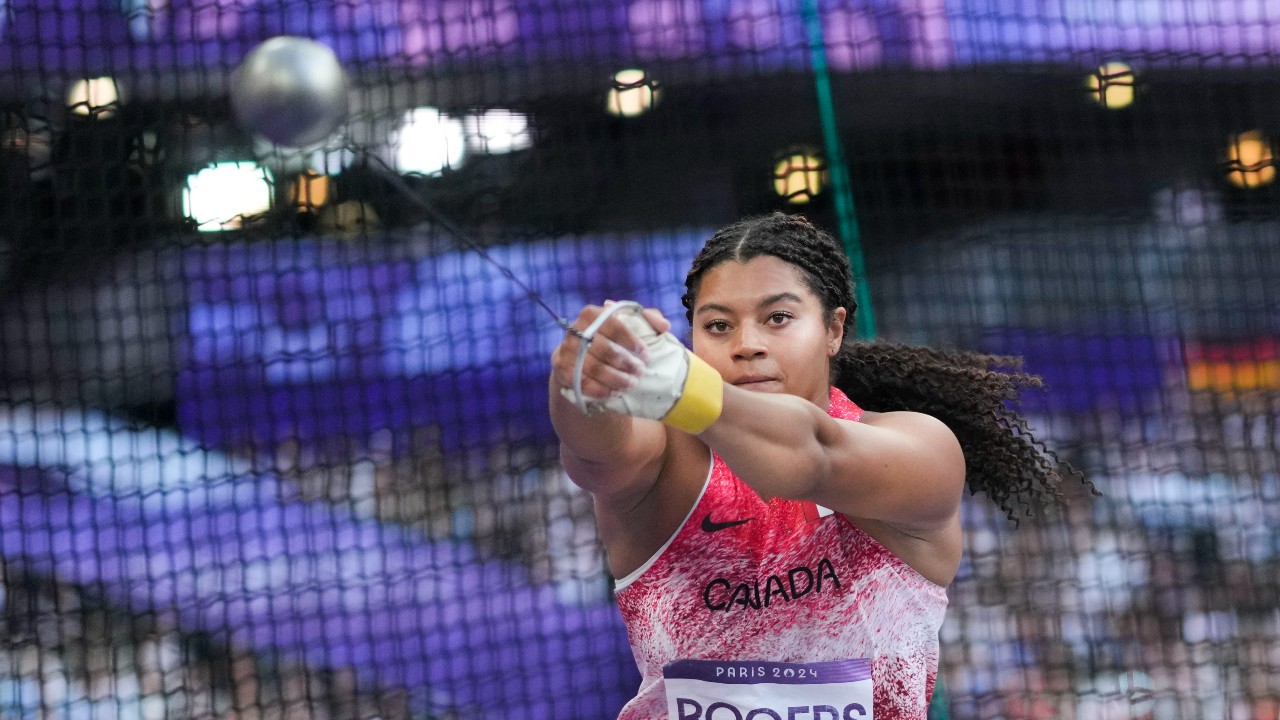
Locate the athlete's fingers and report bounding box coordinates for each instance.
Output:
[605,300,671,337]
[552,346,637,400]
[561,304,650,365]
[585,331,647,375]
[574,334,645,390]
[552,316,644,393]
[551,306,606,368]
[592,314,650,363]
[603,306,675,364]
[576,362,636,399]
[641,307,671,335]
[550,338,589,390]
[552,302,676,406]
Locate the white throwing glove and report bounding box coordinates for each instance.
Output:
[560,301,723,434]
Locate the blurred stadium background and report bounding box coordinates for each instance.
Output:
[0,0,1278,718]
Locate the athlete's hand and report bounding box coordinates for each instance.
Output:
[553,301,723,434]
[551,301,670,401]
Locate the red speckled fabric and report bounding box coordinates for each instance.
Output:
[614,387,948,720]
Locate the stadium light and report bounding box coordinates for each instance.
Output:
[1085,62,1135,110]
[606,69,661,118]
[66,77,122,120]
[772,150,827,204]
[393,107,466,176]
[291,170,332,213]
[462,109,532,154]
[1225,130,1276,189]
[183,161,274,231]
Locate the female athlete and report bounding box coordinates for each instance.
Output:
[549,212,1088,719]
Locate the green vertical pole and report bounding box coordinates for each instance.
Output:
[801,6,947,715]
[798,0,876,340]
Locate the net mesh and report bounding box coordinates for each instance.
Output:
[0,1,1278,719]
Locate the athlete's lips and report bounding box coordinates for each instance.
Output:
[732,375,777,386]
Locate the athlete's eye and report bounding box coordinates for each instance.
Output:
[704,320,730,334]
[766,312,793,325]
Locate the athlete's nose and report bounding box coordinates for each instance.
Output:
[731,324,768,361]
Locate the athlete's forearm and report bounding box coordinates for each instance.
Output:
[548,376,652,466]
[697,384,842,501]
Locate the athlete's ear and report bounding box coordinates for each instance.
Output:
[827,308,846,356]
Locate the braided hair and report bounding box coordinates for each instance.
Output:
[681,212,1093,522]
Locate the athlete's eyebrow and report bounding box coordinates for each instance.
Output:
[759,292,803,308]
[694,292,804,316]
[694,302,733,316]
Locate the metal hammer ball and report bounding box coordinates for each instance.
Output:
[230,36,348,148]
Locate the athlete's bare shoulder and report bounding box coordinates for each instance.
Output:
[856,409,961,453]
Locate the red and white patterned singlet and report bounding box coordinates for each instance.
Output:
[614,387,948,720]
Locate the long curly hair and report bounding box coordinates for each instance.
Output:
[681,211,1094,522]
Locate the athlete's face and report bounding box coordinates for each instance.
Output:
[690,256,845,409]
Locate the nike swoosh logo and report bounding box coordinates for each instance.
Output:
[701,513,753,533]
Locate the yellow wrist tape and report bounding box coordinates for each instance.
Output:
[662,351,724,434]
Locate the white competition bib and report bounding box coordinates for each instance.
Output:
[663,658,873,720]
